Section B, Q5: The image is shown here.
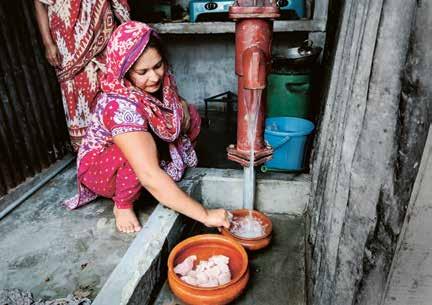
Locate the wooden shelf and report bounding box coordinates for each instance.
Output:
[150,19,326,34]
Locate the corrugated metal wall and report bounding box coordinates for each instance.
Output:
[0,1,71,197]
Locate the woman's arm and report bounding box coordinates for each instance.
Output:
[113,131,230,228]
[34,1,61,66]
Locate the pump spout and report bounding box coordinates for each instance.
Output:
[243,47,266,90]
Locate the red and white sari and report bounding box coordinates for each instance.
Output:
[37,0,130,150]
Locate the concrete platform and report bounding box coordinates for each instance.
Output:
[0,158,310,304]
[92,169,310,305]
[187,168,310,215]
[0,164,154,300]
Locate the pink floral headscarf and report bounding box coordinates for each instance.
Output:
[101,21,198,180]
[101,21,183,142]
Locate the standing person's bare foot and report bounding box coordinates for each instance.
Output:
[113,206,142,233]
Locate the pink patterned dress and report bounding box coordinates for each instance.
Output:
[37,0,130,150]
[64,21,201,210]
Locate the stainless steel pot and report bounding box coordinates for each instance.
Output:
[277,40,322,67]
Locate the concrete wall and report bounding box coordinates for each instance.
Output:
[163,34,236,110]
[162,32,308,110]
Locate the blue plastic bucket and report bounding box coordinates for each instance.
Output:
[263,117,315,171]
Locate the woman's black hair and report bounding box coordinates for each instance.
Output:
[145,33,168,64]
[126,32,168,82]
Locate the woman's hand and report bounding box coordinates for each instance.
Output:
[181,99,191,133]
[34,1,61,67]
[45,43,61,67]
[202,208,230,229]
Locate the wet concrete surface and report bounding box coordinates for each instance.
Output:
[0,110,307,304]
[0,164,155,300]
[154,214,306,305]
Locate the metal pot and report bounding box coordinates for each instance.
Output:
[274,40,322,68]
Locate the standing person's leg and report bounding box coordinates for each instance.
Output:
[78,145,143,233]
[60,61,101,151]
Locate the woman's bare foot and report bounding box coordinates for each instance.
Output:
[113,206,142,233]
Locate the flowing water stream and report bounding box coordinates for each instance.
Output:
[242,89,262,211]
[238,89,266,238]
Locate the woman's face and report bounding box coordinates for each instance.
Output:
[128,47,165,94]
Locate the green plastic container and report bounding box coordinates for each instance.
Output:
[266,73,311,118]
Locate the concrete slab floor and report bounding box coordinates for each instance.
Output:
[0,164,155,301]
[153,214,306,305]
